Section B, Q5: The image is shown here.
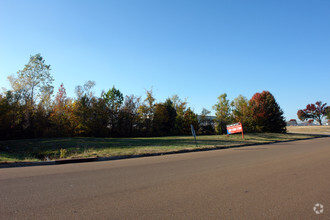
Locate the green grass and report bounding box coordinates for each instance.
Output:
[0,133,319,163]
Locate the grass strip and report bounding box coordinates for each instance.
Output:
[0,133,320,163]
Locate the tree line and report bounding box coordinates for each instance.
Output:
[0,54,287,140]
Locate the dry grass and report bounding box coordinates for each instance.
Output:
[287,126,330,134]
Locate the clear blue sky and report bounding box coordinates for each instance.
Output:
[1,0,329,121]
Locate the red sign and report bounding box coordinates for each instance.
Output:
[226,123,242,134]
[226,122,244,139]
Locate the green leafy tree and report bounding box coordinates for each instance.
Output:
[164,98,177,134]
[231,95,253,132]
[182,108,199,135]
[153,103,170,136]
[151,98,178,136]
[213,93,231,134]
[171,95,188,135]
[102,86,124,136]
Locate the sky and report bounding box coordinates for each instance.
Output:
[0,0,329,121]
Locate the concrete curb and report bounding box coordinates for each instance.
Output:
[1,135,328,169]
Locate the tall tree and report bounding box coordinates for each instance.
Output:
[213,93,231,134]
[153,103,170,136]
[164,98,177,134]
[7,54,54,137]
[249,91,286,132]
[50,84,74,137]
[297,101,328,125]
[171,95,187,135]
[8,54,54,106]
[102,86,124,136]
[137,89,156,136]
[74,81,96,136]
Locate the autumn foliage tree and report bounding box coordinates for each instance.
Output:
[249,91,286,133]
[297,101,328,125]
[50,84,71,136]
[137,90,156,136]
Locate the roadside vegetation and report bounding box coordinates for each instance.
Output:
[0,133,319,163]
[1,54,326,163]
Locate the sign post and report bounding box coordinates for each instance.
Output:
[191,124,198,147]
[226,122,244,139]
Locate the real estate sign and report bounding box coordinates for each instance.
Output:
[226,122,244,139]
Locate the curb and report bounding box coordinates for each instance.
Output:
[55,157,98,164]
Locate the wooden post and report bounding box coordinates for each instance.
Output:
[240,122,244,139]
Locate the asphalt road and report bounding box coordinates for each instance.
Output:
[1,137,329,219]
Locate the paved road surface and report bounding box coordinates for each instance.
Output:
[1,137,329,219]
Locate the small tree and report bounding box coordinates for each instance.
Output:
[182,108,199,135]
[231,95,253,132]
[213,93,231,134]
[198,108,215,135]
[297,101,328,125]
